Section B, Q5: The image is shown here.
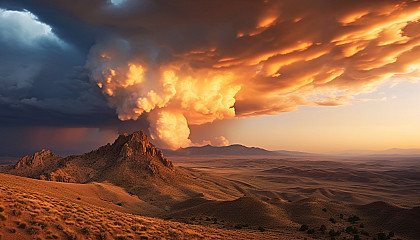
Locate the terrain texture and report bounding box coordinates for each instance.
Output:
[1,131,419,239]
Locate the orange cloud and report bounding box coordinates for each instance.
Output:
[75,0,420,148]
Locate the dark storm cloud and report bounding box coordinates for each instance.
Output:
[0,3,115,127]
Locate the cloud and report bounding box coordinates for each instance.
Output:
[2,0,420,149]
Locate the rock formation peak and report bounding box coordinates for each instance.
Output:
[14,149,61,170]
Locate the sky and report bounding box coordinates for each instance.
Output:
[0,0,419,156]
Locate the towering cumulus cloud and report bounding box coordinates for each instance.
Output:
[22,0,420,148]
[87,39,240,148]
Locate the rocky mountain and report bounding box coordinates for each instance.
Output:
[5,131,244,209]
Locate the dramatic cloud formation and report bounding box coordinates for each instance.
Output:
[1,0,420,150]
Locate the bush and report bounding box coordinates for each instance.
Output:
[359,223,364,228]
[354,235,360,240]
[329,217,336,223]
[388,232,395,238]
[26,227,40,235]
[257,226,265,232]
[18,223,26,229]
[307,229,315,234]
[329,229,341,237]
[377,232,387,240]
[299,224,309,231]
[320,224,327,232]
[339,213,343,219]
[234,224,242,229]
[348,215,360,223]
[345,226,358,234]
[361,230,369,236]
[322,208,327,212]
[0,214,6,221]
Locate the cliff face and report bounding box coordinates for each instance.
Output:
[113,131,173,169]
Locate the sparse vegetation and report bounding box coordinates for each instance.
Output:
[0,214,6,221]
[320,224,327,232]
[339,213,343,219]
[234,224,242,229]
[328,229,341,237]
[18,222,26,229]
[347,215,360,223]
[299,224,309,231]
[307,228,315,234]
[377,232,387,240]
[27,227,40,235]
[257,226,265,232]
[322,208,327,212]
[329,217,336,223]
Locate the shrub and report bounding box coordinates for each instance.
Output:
[377,232,387,240]
[348,215,360,223]
[359,223,364,228]
[329,229,341,237]
[339,213,343,219]
[329,217,336,223]
[307,229,315,234]
[26,227,40,235]
[322,208,327,212]
[320,224,327,232]
[257,226,265,232]
[353,235,360,240]
[18,223,26,229]
[388,232,395,238]
[12,209,21,216]
[361,230,369,236]
[0,214,6,221]
[81,227,90,235]
[234,224,242,229]
[345,226,358,234]
[299,224,309,231]
[0,206,4,212]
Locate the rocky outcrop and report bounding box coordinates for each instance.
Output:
[14,149,62,170]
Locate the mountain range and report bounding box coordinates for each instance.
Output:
[163,144,314,156]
